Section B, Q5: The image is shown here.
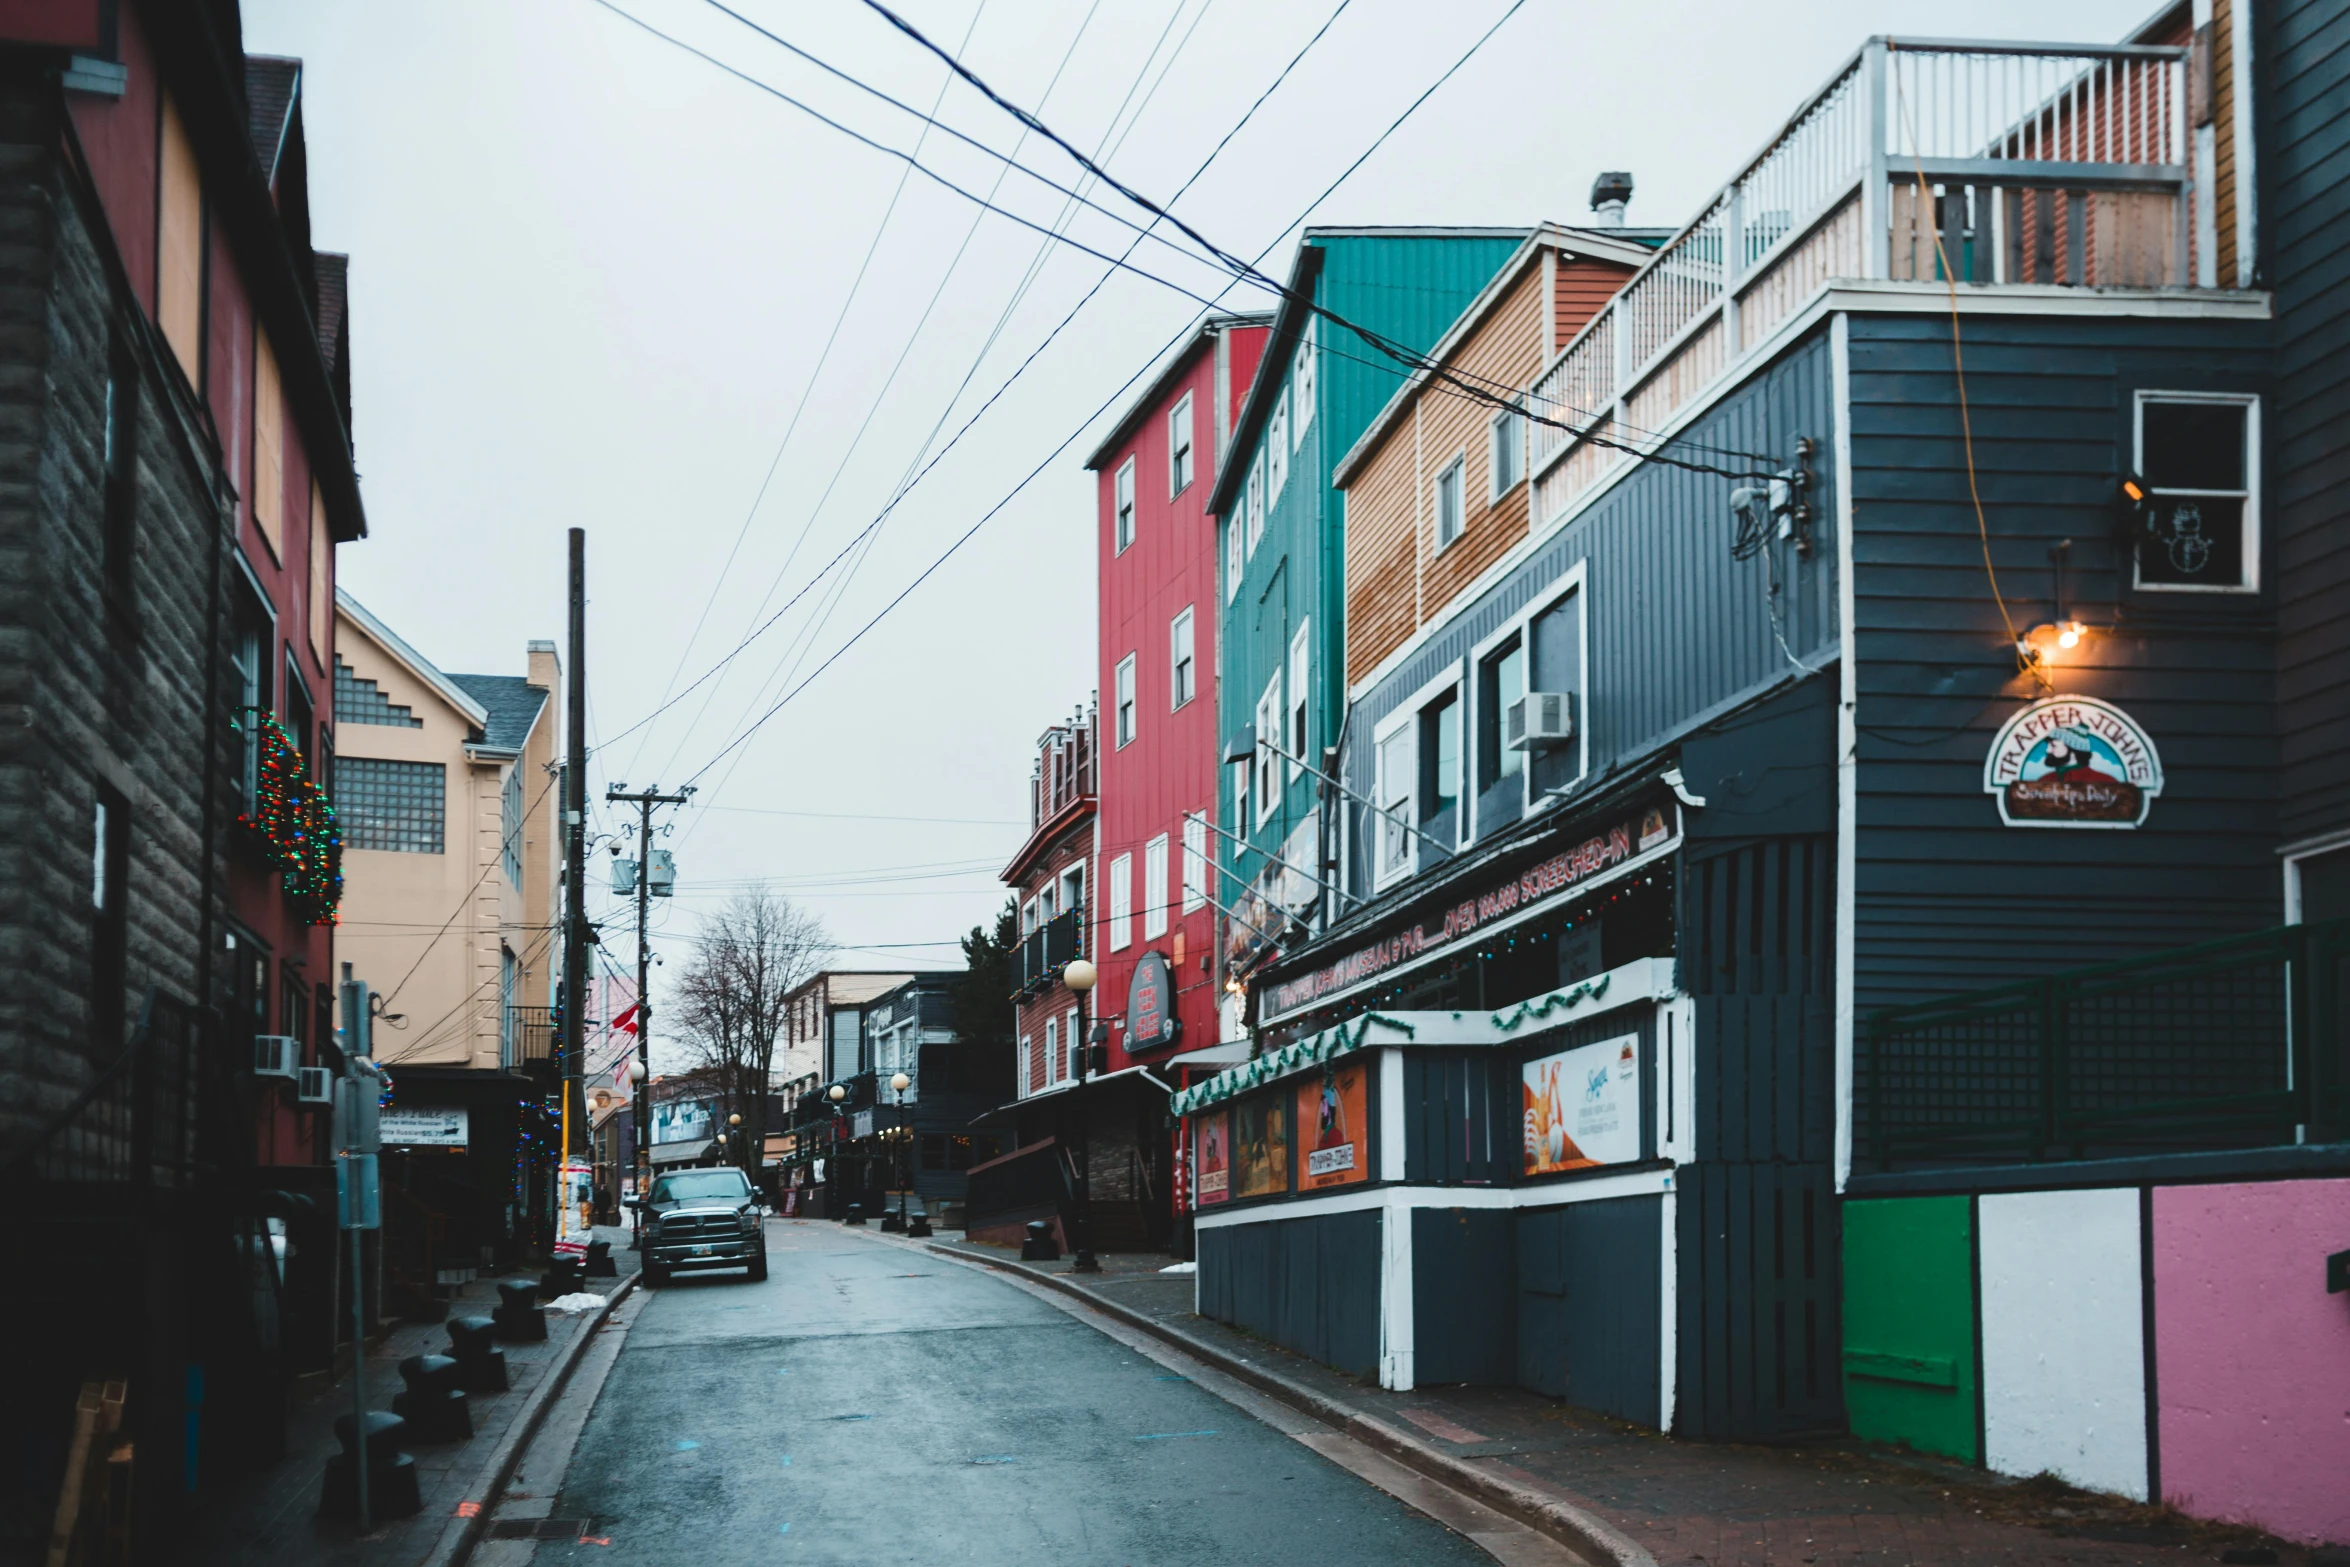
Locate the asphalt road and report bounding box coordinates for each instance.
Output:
[535,1219,1499,1566]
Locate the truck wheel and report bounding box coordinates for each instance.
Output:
[644,1264,668,1287]
[746,1249,768,1283]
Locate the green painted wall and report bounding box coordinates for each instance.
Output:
[1215,231,1523,928]
[1841,1195,1978,1463]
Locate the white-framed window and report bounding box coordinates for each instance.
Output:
[1020,1033,1034,1093]
[1065,1006,1082,1079]
[1232,752,1250,832]
[1169,393,1195,496]
[1489,407,1522,499]
[1170,607,1196,709]
[1144,833,1170,939]
[2132,391,2258,592]
[1246,452,1266,554]
[1268,394,1289,498]
[1114,653,1137,747]
[1181,814,1207,912]
[1108,852,1133,951]
[1225,514,1242,601]
[1253,672,1282,826]
[1374,721,1414,885]
[1434,454,1466,550]
[1060,863,1084,920]
[1021,896,1039,936]
[1291,322,1315,450]
[1114,456,1136,553]
[1287,620,1310,779]
[1044,1016,1059,1086]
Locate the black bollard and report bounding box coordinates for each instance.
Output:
[492,1279,547,1343]
[445,1315,509,1393]
[539,1256,584,1299]
[908,1210,934,1238]
[320,1410,422,1520]
[844,1203,867,1227]
[1019,1219,1061,1261]
[391,1354,472,1442]
[583,1240,617,1278]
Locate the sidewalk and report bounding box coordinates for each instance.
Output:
[916,1234,2326,1567]
[186,1227,639,1567]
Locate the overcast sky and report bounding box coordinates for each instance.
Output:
[246,0,2153,996]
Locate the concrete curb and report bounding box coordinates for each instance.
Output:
[914,1237,1656,1567]
[422,1274,640,1567]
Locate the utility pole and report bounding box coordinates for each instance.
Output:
[607,784,692,1205]
[561,529,588,1245]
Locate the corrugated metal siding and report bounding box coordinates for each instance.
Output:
[1345,331,1840,888]
[1846,311,2278,1012]
[2262,0,2350,844]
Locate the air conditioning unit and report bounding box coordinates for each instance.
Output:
[296,1065,335,1106]
[1506,692,1576,752]
[254,1034,299,1080]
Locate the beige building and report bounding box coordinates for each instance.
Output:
[334,591,561,1070]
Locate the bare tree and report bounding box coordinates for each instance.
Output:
[672,887,830,1182]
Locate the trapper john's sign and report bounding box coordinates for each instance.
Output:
[1257,805,1672,1024]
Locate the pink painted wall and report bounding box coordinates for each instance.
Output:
[2153,1178,2350,1545]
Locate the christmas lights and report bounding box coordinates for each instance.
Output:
[235,712,343,924]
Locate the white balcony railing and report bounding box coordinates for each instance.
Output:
[1529,37,2195,518]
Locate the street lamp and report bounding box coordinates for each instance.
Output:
[826,1084,847,1220]
[626,1057,649,1248]
[882,1071,913,1232]
[728,1111,744,1178]
[1062,958,1100,1274]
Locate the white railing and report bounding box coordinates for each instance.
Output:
[1526,36,2194,514]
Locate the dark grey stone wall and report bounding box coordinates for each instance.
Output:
[0,79,232,1158]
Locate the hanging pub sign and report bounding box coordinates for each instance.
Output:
[1126,950,1181,1052]
[1983,695,2164,828]
[1258,801,1677,1025]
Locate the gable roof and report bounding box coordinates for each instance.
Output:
[244,56,299,180]
[336,588,490,729]
[1083,312,1273,473]
[446,674,550,755]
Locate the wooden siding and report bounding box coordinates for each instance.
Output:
[2262,0,2350,845]
[1344,333,1840,890]
[2213,0,2239,284]
[1517,1194,1663,1422]
[1554,255,1632,353]
[1198,1208,1382,1375]
[1845,311,2279,1012]
[1676,1159,1843,1438]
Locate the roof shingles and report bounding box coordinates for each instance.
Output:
[446,674,549,753]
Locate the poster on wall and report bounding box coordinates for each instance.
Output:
[380,1106,468,1148]
[1982,695,2164,828]
[1233,1093,1290,1200]
[1522,1034,1640,1175]
[1194,1109,1231,1206]
[1295,1060,1370,1190]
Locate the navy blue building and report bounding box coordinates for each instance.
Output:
[1176,9,2346,1478]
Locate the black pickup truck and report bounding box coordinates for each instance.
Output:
[634,1168,768,1285]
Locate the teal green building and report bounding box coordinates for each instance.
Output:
[1207,228,1526,994]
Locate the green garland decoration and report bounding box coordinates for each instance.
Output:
[236,712,343,925]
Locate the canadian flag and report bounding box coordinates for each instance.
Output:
[610,1002,640,1036]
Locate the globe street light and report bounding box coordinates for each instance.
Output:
[826,1084,847,1221]
[1062,958,1100,1274]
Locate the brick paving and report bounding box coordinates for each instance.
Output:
[185,1228,637,1567]
[928,1236,2324,1567]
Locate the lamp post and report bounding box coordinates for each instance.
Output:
[1062,958,1100,1274]
[883,1072,912,1232]
[625,1057,648,1248]
[827,1084,846,1221]
[728,1112,744,1180]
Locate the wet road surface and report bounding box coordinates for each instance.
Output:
[536,1219,1499,1565]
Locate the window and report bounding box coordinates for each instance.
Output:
[1529,585,1586,796]
[1170,607,1195,709]
[1169,393,1194,496]
[2134,393,2257,592]
[334,658,422,728]
[1232,752,1250,831]
[232,613,273,814]
[253,327,284,559]
[102,326,138,607]
[1044,1016,1059,1086]
[1434,455,1466,549]
[1109,853,1133,951]
[1225,514,1242,601]
[308,482,331,668]
[1268,395,1289,498]
[501,764,525,887]
[1287,621,1310,779]
[1065,1007,1082,1079]
[1021,896,1039,937]
[1246,454,1265,554]
[1059,864,1084,925]
[91,786,128,1049]
[1114,456,1136,553]
[1375,727,1413,880]
[1020,1034,1035,1093]
[1114,654,1137,747]
[1144,833,1169,939]
[1291,323,1315,449]
[157,92,203,379]
[1420,690,1461,841]
[336,757,446,853]
[1478,636,1526,791]
[1490,407,1522,499]
[1181,814,1208,912]
[499,947,518,1068]
[1254,672,1282,826]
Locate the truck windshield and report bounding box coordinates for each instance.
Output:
[649,1170,751,1203]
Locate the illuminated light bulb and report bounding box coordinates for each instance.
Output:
[2057,621,2084,650]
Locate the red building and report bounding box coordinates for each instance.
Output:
[1083,314,1267,1247]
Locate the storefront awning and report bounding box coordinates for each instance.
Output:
[975,1063,1174,1124]
[1171,956,1673,1117]
[1161,1040,1252,1072]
